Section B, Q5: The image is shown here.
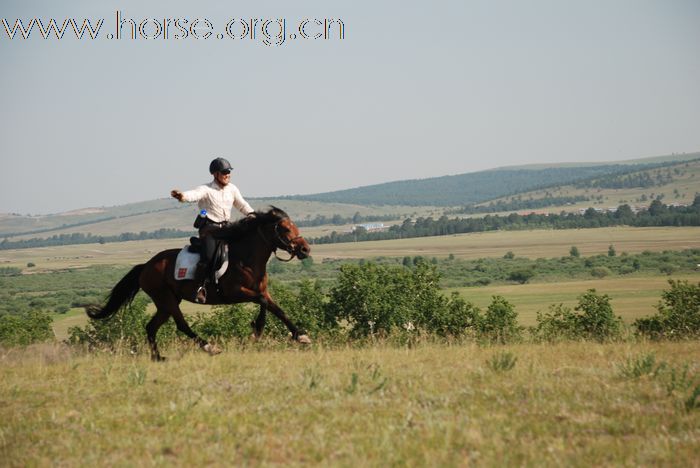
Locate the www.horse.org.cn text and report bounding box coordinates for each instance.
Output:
[1,11,345,46]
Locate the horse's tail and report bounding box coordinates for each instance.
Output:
[86,264,145,320]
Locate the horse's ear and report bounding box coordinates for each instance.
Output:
[269,205,288,219]
[272,206,289,218]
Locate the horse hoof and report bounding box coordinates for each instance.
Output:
[152,355,166,362]
[202,343,222,355]
[249,333,260,342]
[296,334,312,345]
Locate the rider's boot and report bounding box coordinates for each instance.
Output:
[194,261,209,304]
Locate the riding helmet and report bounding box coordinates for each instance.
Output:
[209,157,233,174]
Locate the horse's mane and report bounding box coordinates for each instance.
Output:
[214,206,290,241]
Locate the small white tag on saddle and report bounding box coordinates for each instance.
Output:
[174,245,229,283]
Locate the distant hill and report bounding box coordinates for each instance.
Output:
[2,151,698,240]
[501,152,700,170]
[282,154,700,206]
[468,156,700,214]
[0,199,434,240]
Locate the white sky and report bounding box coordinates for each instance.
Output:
[1,0,699,214]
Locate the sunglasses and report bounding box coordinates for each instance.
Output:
[219,170,231,175]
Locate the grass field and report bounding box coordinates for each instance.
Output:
[1,341,699,466]
[3,226,698,271]
[311,227,700,260]
[453,275,699,327]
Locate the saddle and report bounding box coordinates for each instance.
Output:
[174,237,229,282]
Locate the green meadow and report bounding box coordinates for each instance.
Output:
[1,341,699,466]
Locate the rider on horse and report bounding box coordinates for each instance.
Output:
[170,157,255,303]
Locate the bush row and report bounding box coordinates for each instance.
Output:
[56,264,700,350]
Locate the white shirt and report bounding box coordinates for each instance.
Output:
[180,181,254,223]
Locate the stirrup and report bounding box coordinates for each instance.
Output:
[195,286,207,304]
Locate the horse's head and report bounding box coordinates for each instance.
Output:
[219,207,312,260]
[258,207,311,260]
[270,215,311,260]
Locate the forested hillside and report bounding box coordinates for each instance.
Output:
[283,163,673,206]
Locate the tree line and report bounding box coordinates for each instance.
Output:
[312,197,700,245]
[449,195,590,215]
[0,228,192,250]
[2,197,699,250]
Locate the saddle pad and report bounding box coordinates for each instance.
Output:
[173,245,230,282]
[174,246,199,280]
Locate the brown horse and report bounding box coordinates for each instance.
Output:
[85,207,312,361]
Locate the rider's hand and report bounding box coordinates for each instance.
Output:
[171,190,184,202]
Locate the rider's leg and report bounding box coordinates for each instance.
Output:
[194,229,216,303]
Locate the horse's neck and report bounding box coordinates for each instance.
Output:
[228,237,273,272]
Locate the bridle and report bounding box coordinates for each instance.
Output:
[258,218,304,262]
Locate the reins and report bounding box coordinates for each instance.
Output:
[256,218,301,262]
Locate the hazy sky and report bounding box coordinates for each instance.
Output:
[1,0,699,214]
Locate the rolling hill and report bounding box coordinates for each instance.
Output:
[1,151,698,242]
[281,153,700,207]
[472,156,700,214]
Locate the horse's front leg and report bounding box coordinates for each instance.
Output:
[263,292,311,344]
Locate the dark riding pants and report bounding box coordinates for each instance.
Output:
[199,223,223,273]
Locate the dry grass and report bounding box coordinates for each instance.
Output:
[311,226,700,260]
[1,341,699,466]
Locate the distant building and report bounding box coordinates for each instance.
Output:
[351,223,386,232]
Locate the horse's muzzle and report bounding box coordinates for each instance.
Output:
[296,244,311,259]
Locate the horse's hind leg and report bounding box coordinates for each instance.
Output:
[251,303,267,340]
[146,308,170,362]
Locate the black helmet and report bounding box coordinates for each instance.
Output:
[209,157,233,174]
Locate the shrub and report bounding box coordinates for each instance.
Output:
[327,263,430,337]
[569,246,580,258]
[617,353,663,379]
[326,262,475,339]
[531,304,580,342]
[427,292,481,337]
[67,296,176,349]
[478,296,521,343]
[634,280,700,339]
[507,269,534,284]
[608,245,616,257]
[0,311,53,346]
[469,277,492,286]
[0,267,21,277]
[486,351,517,372]
[191,304,250,341]
[574,289,623,341]
[590,266,611,278]
[686,385,700,412]
[267,279,329,338]
[532,290,623,342]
